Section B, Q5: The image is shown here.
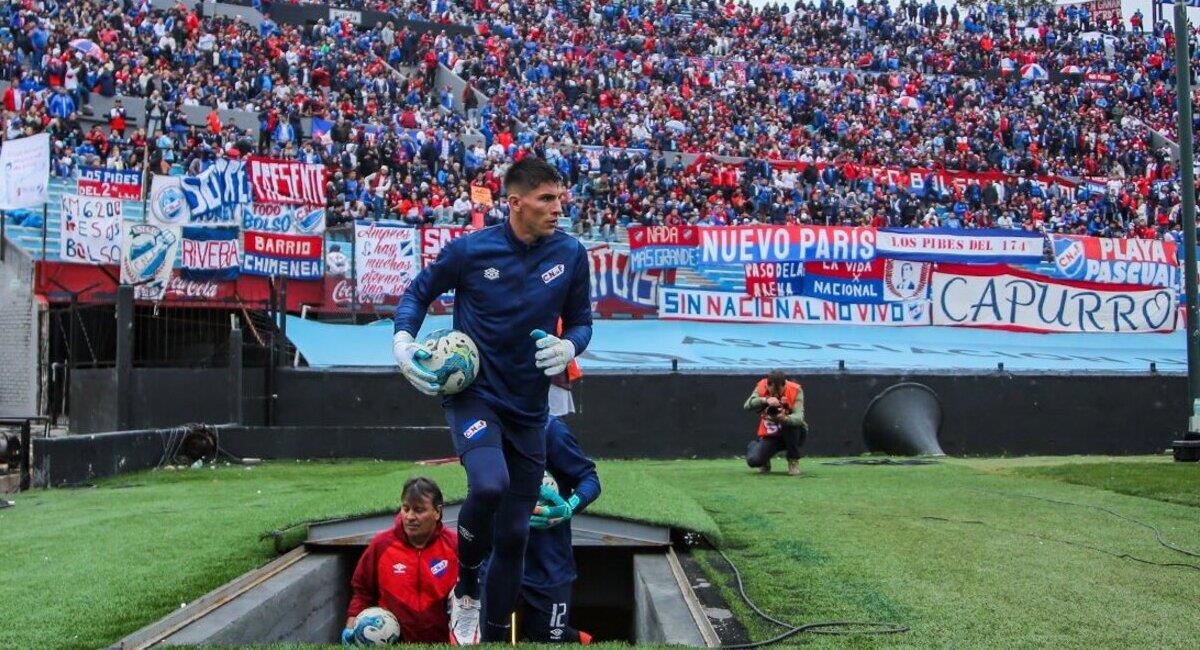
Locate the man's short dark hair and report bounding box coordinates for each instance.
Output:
[504,157,562,196]
[767,369,788,389]
[402,476,444,510]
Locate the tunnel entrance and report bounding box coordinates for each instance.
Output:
[114,507,736,648]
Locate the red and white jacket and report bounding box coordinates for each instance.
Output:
[347,517,459,642]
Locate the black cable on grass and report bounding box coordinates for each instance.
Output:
[701,535,908,648]
[821,458,941,466]
[975,489,1200,559]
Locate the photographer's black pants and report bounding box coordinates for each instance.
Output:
[746,425,806,467]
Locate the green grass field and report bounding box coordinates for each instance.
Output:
[1,456,1198,649]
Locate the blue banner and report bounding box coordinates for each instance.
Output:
[804,274,885,303]
[180,226,241,282]
[182,160,251,225]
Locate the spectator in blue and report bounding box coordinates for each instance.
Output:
[47,87,76,120]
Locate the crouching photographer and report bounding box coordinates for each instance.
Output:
[743,370,807,476]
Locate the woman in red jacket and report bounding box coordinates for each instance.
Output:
[344,477,459,644]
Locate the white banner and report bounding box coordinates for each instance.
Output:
[121,222,180,301]
[657,286,930,326]
[931,269,1177,333]
[240,203,326,235]
[354,221,420,304]
[881,259,932,302]
[59,194,122,265]
[875,228,1045,264]
[0,132,50,209]
[148,175,192,226]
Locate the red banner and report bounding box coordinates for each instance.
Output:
[246,156,327,205]
[243,231,322,258]
[627,225,701,269]
[76,167,143,200]
[421,225,472,266]
[323,276,356,309]
[34,262,323,308]
[768,160,1090,201]
[163,272,237,302]
[1055,235,1177,264]
[1084,72,1118,85]
[745,262,805,297]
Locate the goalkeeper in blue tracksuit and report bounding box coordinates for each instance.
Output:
[393,157,593,645]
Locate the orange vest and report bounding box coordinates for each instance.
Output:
[755,378,801,438]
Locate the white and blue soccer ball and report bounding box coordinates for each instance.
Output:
[542,470,559,495]
[419,329,480,395]
[349,607,401,645]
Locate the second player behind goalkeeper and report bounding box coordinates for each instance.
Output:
[483,409,601,643]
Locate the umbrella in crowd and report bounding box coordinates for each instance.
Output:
[894,96,923,110]
[68,39,108,62]
[1020,63,1049,81]
[1060,65,1083,75]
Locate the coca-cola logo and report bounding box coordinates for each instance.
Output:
[167,276,221,299]
[331,279,354,305]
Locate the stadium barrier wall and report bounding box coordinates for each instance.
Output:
[32,424,453,487]
[152,0,264,26]
[66,367,1185,460]
[261,2,475,36]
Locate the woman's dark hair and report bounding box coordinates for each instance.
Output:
[402,476,444,511]
[504,156,563,195]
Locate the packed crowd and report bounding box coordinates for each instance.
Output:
[1,0,1197,241]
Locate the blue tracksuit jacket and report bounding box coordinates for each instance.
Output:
[394,223,593,427]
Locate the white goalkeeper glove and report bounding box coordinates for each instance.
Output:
[393,331,441,396]
[530,329,575,376]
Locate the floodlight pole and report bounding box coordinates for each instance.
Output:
[1174,3,1200,422]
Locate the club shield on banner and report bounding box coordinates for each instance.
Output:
[627,225,700,270]
[60,194,122,265]
[700,225,876,267]
[121,222,180,300]
[76,167,142,200]
[589,245,674,316]
[354,221,420,304]
[181,226,241,281]
[182,160,252,225]
[241,204,326,236]
[247,156,327,205]
[876,228,1044,264]
[745,262,806,298]
[931,265,1177,333]
[148,175,192,226]
[1049,234,1178,287]
[0,132,50,209]
[242,230,324,279]
[658,286,930,326]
